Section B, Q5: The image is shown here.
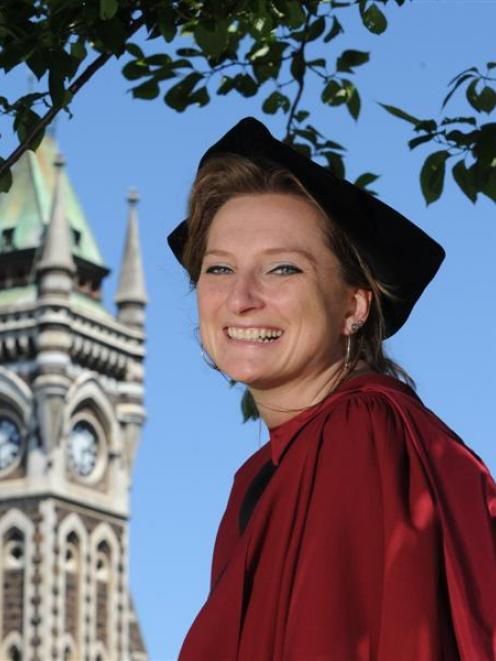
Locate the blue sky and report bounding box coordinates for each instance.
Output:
[1,2,495,659]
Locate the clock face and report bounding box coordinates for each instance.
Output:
[0,417,22,471]
[68,421,99,477]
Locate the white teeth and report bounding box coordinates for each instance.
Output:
[227,327,283,342]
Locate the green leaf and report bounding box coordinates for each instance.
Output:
[445,129,477,147]
[70,41,87,61]
[324,16,343,42]
[472,123,496,166]
[346,83,361,120]
[480,168,496,202]
[290,52,305,83]
[440,116,477,127]
[284,1,306,28]
[164,72,203,112]
[146,54,174,67]
[306,16,326,41]
[189,86,210,107]
[360,3,387,34]
[48,69,65,107]
[379,103,419,125]
[321,80,347,106]
[176,48,203,57]
[442,72,476,108]
[14,108,41,145]
[122,61,149,81]
[126,44,144,59]
[448,66,479,86]
[28,126,45,152]
[415,119,437,133]
[217,76,235,95]
[131,79,160,100]
[158,5,177,43]
[336,49,369,73]
[308,58,326,69]
[194,20,229,59]
[452,159,477,203]
[294,110,310,122]
[289,141,312,157]
[354,172,380,189]
[0,159,13,193]
[323,151,345,179]
[262,91,290,114]
[408,134,434,150]
[476,86,496,113]
[420,150,450,205]
[466,79,496,113]
[25,51,48,80]
[293,128,318,145]
[94,16,127,56]
[99,0,118,20]
[466,79,481,112]
[241,388,259,422]
[230,74,258,97]
[250,41,287,82]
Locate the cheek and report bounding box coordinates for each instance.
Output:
[303,287,349,340]
[197,282,223,319]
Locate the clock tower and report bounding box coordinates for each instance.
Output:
[0,137,148,660]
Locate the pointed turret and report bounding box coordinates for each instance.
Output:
[36,154,75,297]
[115,189,147,328]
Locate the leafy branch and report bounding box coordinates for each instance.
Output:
[382,61,496,204]
[0,0,407,193]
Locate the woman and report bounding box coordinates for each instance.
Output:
[168,117,496,660]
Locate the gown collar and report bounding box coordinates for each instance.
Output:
[268,372,415,466]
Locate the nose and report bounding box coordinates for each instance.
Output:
[226,271,264,315]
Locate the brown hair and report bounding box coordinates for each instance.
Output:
[184,154,413,387]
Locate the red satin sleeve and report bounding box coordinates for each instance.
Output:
[280,393,459,660]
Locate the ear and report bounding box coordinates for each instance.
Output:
[344,288,372,335]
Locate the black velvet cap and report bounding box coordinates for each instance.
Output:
[167,117,445,337]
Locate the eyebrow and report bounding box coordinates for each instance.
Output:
[204,247,317,264]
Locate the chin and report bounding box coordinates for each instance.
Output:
[219,360,270,386]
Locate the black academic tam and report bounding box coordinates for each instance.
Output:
[167,117,445,338]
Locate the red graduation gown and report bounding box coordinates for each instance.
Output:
[179,374,496,660]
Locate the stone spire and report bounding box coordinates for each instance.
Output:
[115,189,147,328]
[36,153,76,284]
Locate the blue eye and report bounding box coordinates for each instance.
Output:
[204,264,232,274]
[270,264,302,275]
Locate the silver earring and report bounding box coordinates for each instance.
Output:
[344,334,352,370]
[351,319,364,333]
[344,320,364,370]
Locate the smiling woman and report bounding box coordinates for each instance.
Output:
[196,192,370,423]
[167,118,496,660]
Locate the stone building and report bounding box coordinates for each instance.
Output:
[0,136,148,660]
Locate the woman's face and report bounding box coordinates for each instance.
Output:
[197,192,364,391]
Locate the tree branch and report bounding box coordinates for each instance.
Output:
[285,14,312,138]
[0,14,145,179]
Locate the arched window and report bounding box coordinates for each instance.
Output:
[7,645,21,661]
[64,532,81,646]
[95,541,110,582]
[64,531,78,573]
[4,528,24,569]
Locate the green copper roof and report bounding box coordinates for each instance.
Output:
[0,134,106,267]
